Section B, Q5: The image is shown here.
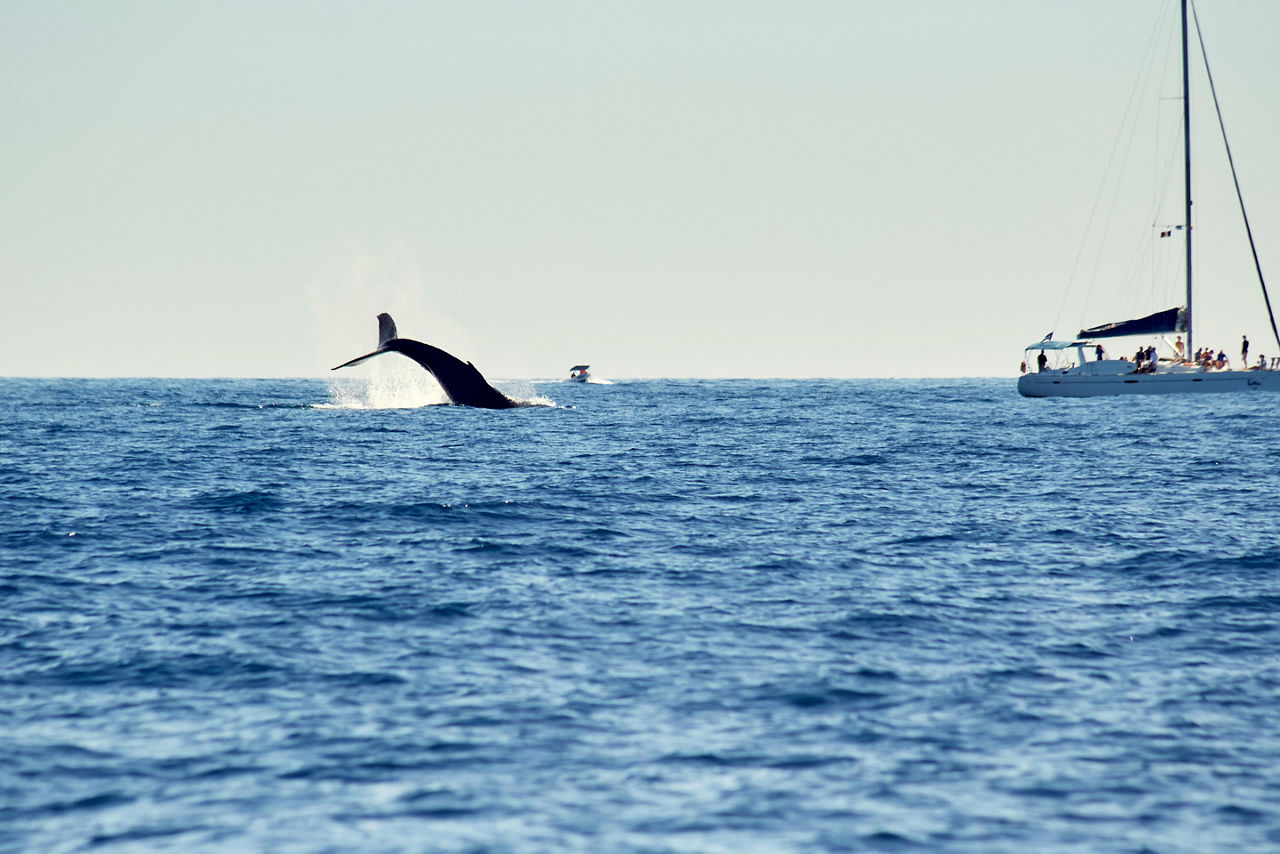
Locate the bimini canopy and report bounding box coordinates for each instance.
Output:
[570,365,590,372]
[1077,306,1185,340]
[1024,340,1088,351]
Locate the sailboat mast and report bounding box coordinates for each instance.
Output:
[1182,0,1193,355]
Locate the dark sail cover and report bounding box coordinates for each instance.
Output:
[1078,307,1185,339]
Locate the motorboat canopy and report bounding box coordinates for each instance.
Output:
[1024,340,1089,351]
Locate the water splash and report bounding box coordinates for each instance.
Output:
[497,380,556,408]
[322,361,447,409]
[322,366,555,409]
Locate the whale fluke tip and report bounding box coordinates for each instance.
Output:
[332,312,400,370]
[377,313,398,348]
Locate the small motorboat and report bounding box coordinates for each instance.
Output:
[568,365,590,383]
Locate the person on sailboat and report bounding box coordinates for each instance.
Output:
[1037,352,1048,372]
[1175,336,1185,360]
[1242,335,1249,366]
[1095,345,1105,361]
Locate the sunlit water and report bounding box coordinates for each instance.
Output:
[3,377,1279,852]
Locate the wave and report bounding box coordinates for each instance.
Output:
[206,402,315,410]
[186,489,285,514]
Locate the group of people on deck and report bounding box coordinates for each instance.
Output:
[1184,334,1270,370]
[1082,334,1274,372]
[1032,333,1276,373]
[1192,346,1230,370]
[1091,343,1164,372]
[1237,334,1280,369]
[1133,344,1162,373]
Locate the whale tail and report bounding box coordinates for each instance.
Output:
[332,312,402,370]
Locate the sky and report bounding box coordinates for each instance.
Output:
[4,0,1280,378]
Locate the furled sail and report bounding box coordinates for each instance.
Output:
[1078,307,1185,340]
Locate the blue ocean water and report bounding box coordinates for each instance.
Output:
[2,375,1279,853]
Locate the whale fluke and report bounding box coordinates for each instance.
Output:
[332,313,522,409]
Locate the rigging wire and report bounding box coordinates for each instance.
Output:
[1190,0,1280,352]
[1052,2,1172,338]
[1143,25,1185,319]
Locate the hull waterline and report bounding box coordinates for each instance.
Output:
[1018,370,1280,397]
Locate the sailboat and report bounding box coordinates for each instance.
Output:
[1018,0,1280,397]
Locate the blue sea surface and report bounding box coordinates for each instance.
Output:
[2,375,1279,852]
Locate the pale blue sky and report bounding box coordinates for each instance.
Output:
[4,1,1279,378]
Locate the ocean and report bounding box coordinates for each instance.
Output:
[2,374,1279,853]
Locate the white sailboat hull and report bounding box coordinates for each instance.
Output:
[1018,369,1280,397]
